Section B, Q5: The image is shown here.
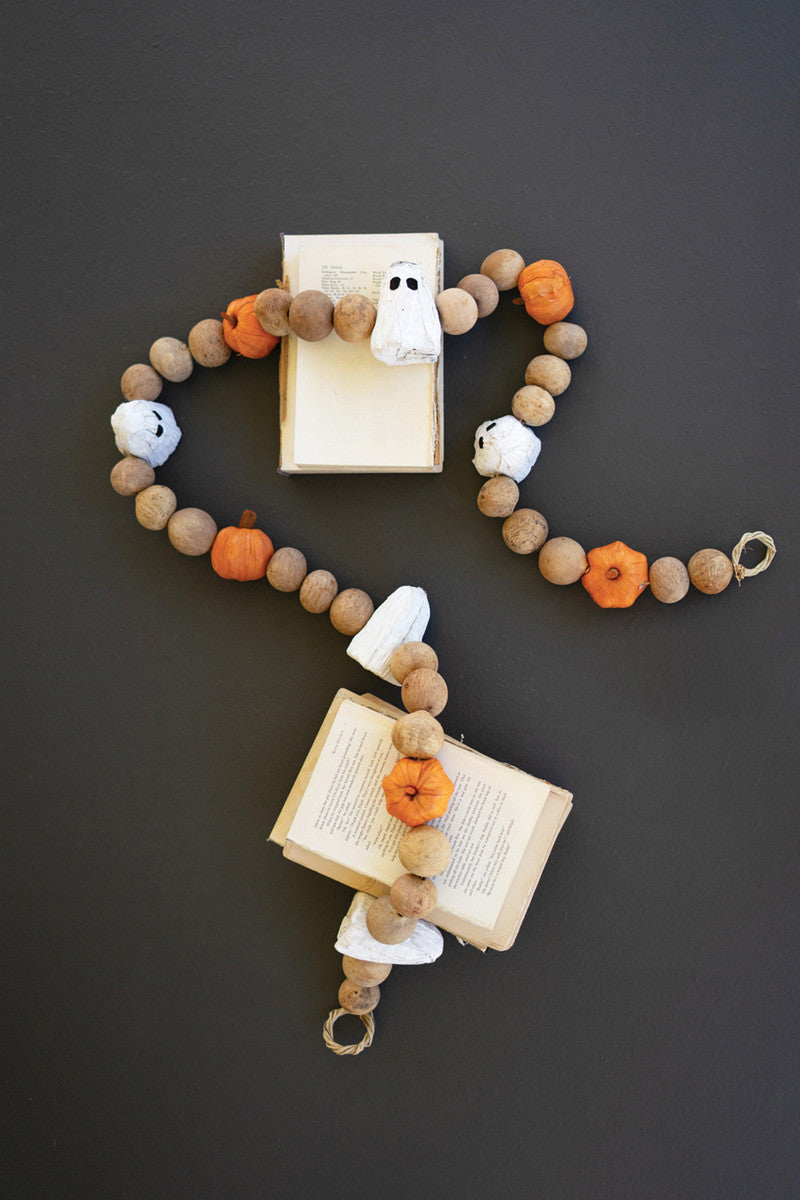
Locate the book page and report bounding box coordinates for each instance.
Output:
[285,699,549,930]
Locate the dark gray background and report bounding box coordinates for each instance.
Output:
[4,2,799,1197]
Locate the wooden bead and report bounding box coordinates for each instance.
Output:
[401,668,448,717]
[512,385,555,427]
[649,556,690,603]
[538,537,589,584]
[389,873,438,919]
[333,294,377,342]
[121,363,162,401]
[477,475,519,517]
[456,273,499,317]
[338,978,380,1014]
[398,824,452,876]
[342,956,392,986]
[390,641,438,684]
[149,336,193,382]
[436,288,478,334]
[688,548,733,594]
[110,455,155,496]
[480,249,525,291]
[167,508,217,556]
[525,354,571,396]
[254,287,293,337]
[391,711,445,759]
[365,895,417,944]
[188,318,231,367]
[299,569,338,613]
[543,321,588,360]
[266,547,307,592]
[502,509,548,555]
[135,484,176,530]
[288,290,334,341]
[329,588,374,635]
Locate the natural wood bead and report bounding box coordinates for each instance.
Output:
[338,978,380,1014]
[391,711,445,759]
[398,824,452,876]
[649,556,690,603]
[525,354,571,396]
[299,569,338,613]
[149,336,193,382]
[167,508,217,556]
[477,475,519,518]
[543,321,588,360]
[688,548,734,594]
[538,537,589,584]
[390,641,438,684]
[329,588,374,635]
[389,873,438,919]
[512,385,555,427]
[342,956,392,987]
[456,273,499,317]
[266,546,307,592]
[436,288,478,334]
[121,363,162,401]
[135,484,176,530]
[254,287,293,337]
[480,248,525,291]
[110,455,155,496]
[365,895,417,944]
[288,290,334,341]
[333,294,377,343]
[188,318,231,367]
[502,509,548,555]
[401,668,448,717]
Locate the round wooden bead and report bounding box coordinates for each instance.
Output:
[512,385,555,427]
[365,895,417,944]
[390,641,438,684]
[391,711,445,759]
[342,956,392,987]
[649,556,690,603]
[502,509,548,555]
[398,824,452,877]
[110,455,155,496]
[480,249,525,291]
[288,291,334,341]
[149,337,193,382]
[436,288,478,335]
[538,537,589,584]
[477,475,519,518]
[333,294,377,343]
[401,668,448,717]
[524,354,571,396]
[688,548,734,594]
[135,484,176,530]
[299,569,338,613]
[188,318,231,367]
[121,363,162,401]
[266,547,307,592]
[254,287,293,337]
[543,321,588,360]
[167,508,217,556]
[329,588,374,635]
[338,979,380,1014]
[389,873,438,919]
[456,273,499,317]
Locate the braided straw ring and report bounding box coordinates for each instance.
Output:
[731,532,777,584]
[322,1008,376,1055]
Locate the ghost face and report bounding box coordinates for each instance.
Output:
[370,260,442,366]
[111,399,182,468]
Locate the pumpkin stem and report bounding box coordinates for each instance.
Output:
[222,310,238,328]
[239,510,257,529]
[606,567,621,579]
[404,786,417,797]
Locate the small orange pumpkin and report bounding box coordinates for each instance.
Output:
[211,510,274,581]
[221,295,280,358]
[581,540,649,608]
[381,757,454,827]
[517,260,574,325]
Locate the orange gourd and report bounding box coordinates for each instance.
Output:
[211,510,274,581]
[517,260,574,325]
[381,757,454,827]
[221,295,280,358]
[581,540,649,608]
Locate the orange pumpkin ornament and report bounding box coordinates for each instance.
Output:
[381,757,454,827]
[581,540,649,608]
[517,260,574,325]
[211,510,274,581]
[221,295,280,358]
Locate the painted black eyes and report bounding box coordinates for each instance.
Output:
[389,277,419,291]
[406,277,418,290]
[152,410,163,437]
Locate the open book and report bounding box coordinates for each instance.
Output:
[279,233,444,473]
[270,690,572,951]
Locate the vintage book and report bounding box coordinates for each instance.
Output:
[279,233,444,473]
[269,690,572,951]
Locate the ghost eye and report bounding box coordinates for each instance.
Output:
[478,436,484,449]
[155,425,163,437]
[486,422,496,431]
[406,278,418,290]
[389,277,401,290]
[153,411,162,420]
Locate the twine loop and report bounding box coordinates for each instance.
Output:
[323,1008,375,1055]
[731,531,776,585]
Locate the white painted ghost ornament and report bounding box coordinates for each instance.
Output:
[472,415,541,484]
[111,399,182,468]
[370,261,442,366]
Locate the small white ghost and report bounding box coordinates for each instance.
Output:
[472,415,541,483]
[370,260,442,366]
[110,399,182,468]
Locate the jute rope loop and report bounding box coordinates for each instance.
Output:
[731,531,777,584]
[323,1008,375,1055]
